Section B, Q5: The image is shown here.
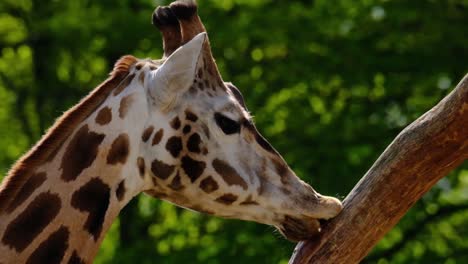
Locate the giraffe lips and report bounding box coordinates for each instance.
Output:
[277,216,321,242]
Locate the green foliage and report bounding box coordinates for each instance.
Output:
[0,0,467,263]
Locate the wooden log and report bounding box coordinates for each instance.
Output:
[289,74,468,264]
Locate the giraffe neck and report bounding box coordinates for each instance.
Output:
[0,56,154,263]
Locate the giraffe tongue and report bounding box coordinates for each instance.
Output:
[277,216,321,242]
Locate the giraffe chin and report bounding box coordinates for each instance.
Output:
[277,216,321,242]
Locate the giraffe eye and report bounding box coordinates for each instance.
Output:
[214,113,240,135]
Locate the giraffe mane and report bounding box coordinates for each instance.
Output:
[0,55,138,213]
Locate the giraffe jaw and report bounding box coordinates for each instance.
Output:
[277,216,322,242]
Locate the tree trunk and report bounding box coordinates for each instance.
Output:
[289,74,468,264]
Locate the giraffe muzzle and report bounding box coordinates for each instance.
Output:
[307,195,343,219]
[275,186,343,241]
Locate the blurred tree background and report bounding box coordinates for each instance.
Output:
[0,0,467,263]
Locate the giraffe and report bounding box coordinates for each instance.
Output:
[0,1,343,263]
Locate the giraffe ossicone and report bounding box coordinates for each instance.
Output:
[0,0,342,262]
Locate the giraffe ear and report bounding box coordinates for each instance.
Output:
[150,32,206,108]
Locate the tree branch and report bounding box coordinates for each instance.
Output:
[289,74,468,264]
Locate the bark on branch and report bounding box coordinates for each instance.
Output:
[289,74,468,264]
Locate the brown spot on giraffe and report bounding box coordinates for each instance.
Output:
[272,158,290,184]
[168,172,184,191]
[25,226,70,264]
[181,156,205,183]
[212,159,248,190]
[113,73,135,96]
[137,157,145,178]
[95,106,112,125]
[182,125,191,134]
[199,176,218,193]
[215,194,238,205]
[68,251,85,264]
[142,126,154,142]
[71,178,110,240]
[119,94,134,119]
[170,116,181,130]
[116,180,126,201]
[149,65,157,71]
[152,129,164,145]
[107,134,130,165]
[61,125,105,182]
[2,192,61,252]
[151,159,175,180]
[165,136,183,158]
[6,172,47,213]
[185,110,198,122]
[187,133,201,153]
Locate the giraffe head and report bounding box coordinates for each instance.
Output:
[137,1,342,242]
